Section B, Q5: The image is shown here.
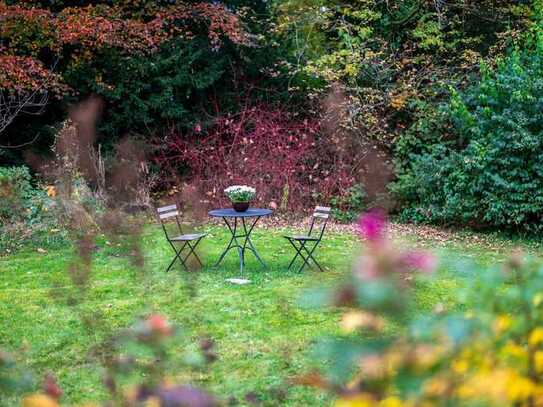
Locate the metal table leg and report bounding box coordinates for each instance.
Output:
[241,217,267,268]
[214,215,267,272]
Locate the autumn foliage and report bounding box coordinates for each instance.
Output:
[0,1,246,93]
[154,105,356,210]
[0,54,64,93]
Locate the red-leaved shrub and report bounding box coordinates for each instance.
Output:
[153,105,356,211]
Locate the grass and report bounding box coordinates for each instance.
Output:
[0,224,356,406]
[1,222,541,406]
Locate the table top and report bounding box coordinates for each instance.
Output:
[208,208,273,218]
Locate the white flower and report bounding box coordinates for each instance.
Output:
[224,185,255,194]
[224,185,256,202]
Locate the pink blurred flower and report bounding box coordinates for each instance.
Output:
[353,254,380,281]
[357,209,387,242]
[145,314,173,336]
[398,251,437,274]
[157,385,217,407]
[194,123,202,133]
[43,374,62,400]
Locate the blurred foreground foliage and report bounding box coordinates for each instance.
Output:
[301,211,543,406]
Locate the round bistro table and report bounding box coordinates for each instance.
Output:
[208,208,272,273]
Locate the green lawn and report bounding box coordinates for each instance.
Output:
[1,223,541,406]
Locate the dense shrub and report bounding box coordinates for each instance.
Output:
[153,105,358,211]
[0,0,251,152]
[0,166,33,221]
[2,1,531,161]
[272,0,531,147]
[63,38,236,139]
[0,1,538,222]
[392,31,543,231]
[330,184,367,224]
[0,166,67,253]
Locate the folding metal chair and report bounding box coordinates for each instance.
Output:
[284,206,331,273]
[156,204,207,271]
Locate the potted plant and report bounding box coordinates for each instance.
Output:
[224,185,256,212]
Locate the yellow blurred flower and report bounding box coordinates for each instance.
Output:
[123,385,138,403]
[533,293,543,307]
[340,311,384,333]
[506,372,535,401]
[161,377,175,389]
[46,185,56,198]
[451,358,469,375]
[379,397,404,407]
[335,393,376,407]
[423,375,449,397]
[22,394,59,407]
[457,369,511,401]
[390,93,408,110]
[459,369,535,402]
[493,314,512,334]
[530,328,543,347]
[384,348,405,374]
[344,64,359,77]
[535,351,543,373]
[412,344,444,371]
[144,397,161,407]
[502,340,527,360]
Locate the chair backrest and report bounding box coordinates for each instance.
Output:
[156,203,182,240]
[308,206,331,239]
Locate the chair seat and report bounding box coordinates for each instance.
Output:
[170,233,207,242]
[284,234,319,241]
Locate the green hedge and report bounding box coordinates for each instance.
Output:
[392,31,543,231]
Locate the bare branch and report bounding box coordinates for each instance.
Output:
[0,90,49,133]
[0,57,59,144]
[0,132,40,149]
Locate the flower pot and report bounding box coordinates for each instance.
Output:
[232,202,250,212]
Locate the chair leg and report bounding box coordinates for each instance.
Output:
[167,241,188,272]
[181,249,194,267]
[167,236,208,272]
[288,239,312,273]
[186,238,204,267]
[286,238,303,270]
[166,254,178,272]
[286,239,324,273]
[296,241,312,273]
[301,242,324,272]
